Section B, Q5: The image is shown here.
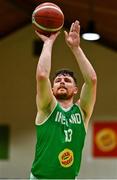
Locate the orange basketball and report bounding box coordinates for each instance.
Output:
[32,2,64,36]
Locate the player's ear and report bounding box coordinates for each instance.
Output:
[52,87,54,92]
[74,86,78,95]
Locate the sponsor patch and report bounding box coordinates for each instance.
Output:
[58,148,74,167]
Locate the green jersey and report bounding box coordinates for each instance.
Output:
[31,103,86,179]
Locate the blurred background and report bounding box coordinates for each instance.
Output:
[0,0,117,179]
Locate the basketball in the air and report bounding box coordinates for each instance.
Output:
[32,2,64,35]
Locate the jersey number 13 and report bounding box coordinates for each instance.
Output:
[64,129,73,142]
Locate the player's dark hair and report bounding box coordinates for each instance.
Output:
[53,69,77,85]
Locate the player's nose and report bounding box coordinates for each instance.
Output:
[60,80,65,84]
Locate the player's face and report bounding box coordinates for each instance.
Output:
[52,75,78,100]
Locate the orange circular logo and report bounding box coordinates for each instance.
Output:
[95,128,117,152]
[58,148,74,168]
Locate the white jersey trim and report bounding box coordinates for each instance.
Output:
[75,103,87,133]
[35,101,58,126]
[60,104,73,112]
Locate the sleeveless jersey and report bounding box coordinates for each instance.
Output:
[31,103,86,179]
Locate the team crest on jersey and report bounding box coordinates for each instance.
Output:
[58,148,74,168]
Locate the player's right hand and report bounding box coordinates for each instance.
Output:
[35,31,60,43]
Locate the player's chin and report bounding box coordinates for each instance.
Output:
[58,90,68,96]
[54,91,69,100]
[57,90,67,96]
[55,94,68,100]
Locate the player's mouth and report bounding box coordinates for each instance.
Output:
[58,86,67,90]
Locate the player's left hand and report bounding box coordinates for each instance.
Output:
[64,20,80,49]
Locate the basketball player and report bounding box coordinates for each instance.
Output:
[30,20,97,179]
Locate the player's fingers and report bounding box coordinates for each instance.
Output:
[75,20,80,25]
[35,31,47,41]
[35,31,43,37]
[70,23,74,32]
[74,20,80,33]
[64,31,68,38]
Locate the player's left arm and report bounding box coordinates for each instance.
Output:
[78,75,97,129]
[64,20,97,128]
[74,46,97,128]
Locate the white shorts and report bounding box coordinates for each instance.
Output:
[30,173,38,180]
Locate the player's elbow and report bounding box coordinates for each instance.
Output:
[91,74,97,85]
[86,73,97,86]
[87,73,97,88]
[36,70,48,81]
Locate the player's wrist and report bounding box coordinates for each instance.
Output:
[44,39,54,47]
[70,45,80,52]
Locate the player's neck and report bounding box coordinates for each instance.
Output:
[58,99,73,109]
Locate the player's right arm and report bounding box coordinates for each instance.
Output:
[35,32,59,123]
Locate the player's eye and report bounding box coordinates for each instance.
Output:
[55,78,61,83]
[64,78,71,82]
